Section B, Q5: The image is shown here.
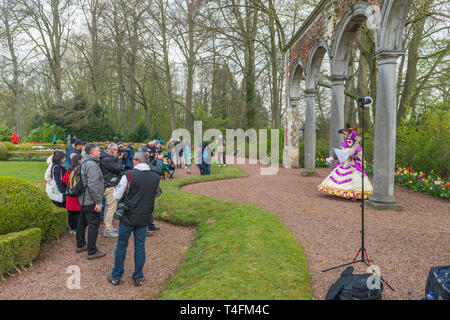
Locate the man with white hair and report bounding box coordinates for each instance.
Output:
[107,151,160,286]
[99,143,125,238]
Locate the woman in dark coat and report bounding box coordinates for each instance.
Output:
[51,150,67,208]
[62,155,82,234]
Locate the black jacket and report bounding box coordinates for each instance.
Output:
[52,163,67,194]
[99,150,123,187]
[121,169,160,227]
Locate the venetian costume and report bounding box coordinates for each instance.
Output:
[317,130,373,200]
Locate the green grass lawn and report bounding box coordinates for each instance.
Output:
[155,164,312,300]
[0,160,312,299]
[0,161,48,183]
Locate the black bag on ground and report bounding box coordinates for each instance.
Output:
[424,265,450,300]
[325,266,383,300]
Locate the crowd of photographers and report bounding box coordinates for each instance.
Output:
[45,135,223,286]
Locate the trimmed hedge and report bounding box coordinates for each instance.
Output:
[2,142,16,151]
[0,176,54,238]
[0,228,41,280]
[7,150,53,159]
[0,144,7,161]
[44,207,68,241]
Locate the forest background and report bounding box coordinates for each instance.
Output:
[0,0,448,176]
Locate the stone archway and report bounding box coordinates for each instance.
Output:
[283,58,306,169]
[283,0,411,210]
[301,38,332,177]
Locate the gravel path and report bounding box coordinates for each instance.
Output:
[182,157,449,300]
[0,168,199,300]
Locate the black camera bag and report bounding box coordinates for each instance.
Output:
[424,265,450,300]
[325,266,383,300]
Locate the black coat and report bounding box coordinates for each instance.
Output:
[52,163,67,194]
[99,150,122,187]
[121,169,160,227]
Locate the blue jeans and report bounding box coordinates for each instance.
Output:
[100,198,105,221]
[111,222,147,280]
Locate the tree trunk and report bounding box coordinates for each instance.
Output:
[397,0,432,122]
[268,0,279,129]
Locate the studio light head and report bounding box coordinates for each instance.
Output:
[358,96,373,106]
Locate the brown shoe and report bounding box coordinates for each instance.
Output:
[75,246,88,253]
[87,250,106,260]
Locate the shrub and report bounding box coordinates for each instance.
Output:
[0,122,12,141]
[7,157,47,162]
[44,207,68,241]
[0,144,7,161]
[7,150,54,159]
[127,122,150,143]
[0,176,54,239]
[2,142,16,151]
[28,123,66,143]
[396,107,449,177]
[0,228,41,280]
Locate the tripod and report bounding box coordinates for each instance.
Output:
[322,97,394,292]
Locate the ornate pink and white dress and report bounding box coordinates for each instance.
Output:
[317,141,373,200]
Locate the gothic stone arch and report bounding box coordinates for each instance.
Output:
[283,0,411,210]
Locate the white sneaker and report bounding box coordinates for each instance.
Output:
[218,164,221,167]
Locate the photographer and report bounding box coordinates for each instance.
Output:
[124,142,135,171]
[146,150,164,235]
[100,143,125,238]
[107,152,160,287]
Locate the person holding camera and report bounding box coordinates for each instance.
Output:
[100,143,125,238]
[75,143,105,260]
[124,142,135,171]
[107,151,160,286]
[146,151,164,235]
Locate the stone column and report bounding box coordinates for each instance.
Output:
[301,89,319,176]
[282,97,300,168]
[367,51,403,211]
[329,75,346,158]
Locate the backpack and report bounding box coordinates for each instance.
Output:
[65,160,94,197]
[325,266,383,300]
[424,265,450,300]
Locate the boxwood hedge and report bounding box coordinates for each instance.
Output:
[0,228,41,280]
[0,176,54,238]
[2,142,16,151]
[0,144,7,161]
[6,150,53,160]
[44,207,68,241]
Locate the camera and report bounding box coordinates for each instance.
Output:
[118,147,130,158]
[114,202,128,220]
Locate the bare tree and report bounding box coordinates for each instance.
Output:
[17,0,75,105]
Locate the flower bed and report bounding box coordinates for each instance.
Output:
[393,165,449,199]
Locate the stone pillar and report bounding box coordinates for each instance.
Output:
[329,75,346,158]
[367,51,403,211]
[301,89,319,177]
[282,97,300,168]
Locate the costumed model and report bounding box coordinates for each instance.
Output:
[317,126,373,200]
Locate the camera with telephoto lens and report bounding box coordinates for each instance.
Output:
[118,147,130,159]
[114,202,128,220]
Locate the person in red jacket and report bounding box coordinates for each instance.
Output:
[62,154,83,234]
[11,132,19,144]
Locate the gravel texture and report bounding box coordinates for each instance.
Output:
[182,157,450,300]
[0,168,198,300]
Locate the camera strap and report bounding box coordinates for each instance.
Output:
[126,170,133,193]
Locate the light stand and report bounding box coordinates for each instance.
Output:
[322,97,394,292]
